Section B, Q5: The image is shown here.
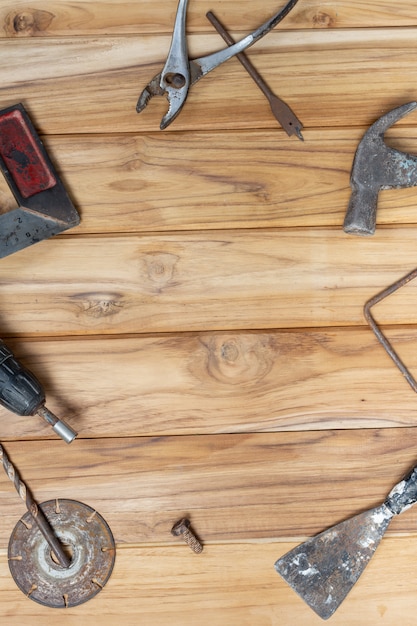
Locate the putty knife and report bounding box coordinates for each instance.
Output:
[274,463,417,619]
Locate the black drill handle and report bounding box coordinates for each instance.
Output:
[0,340,44,416]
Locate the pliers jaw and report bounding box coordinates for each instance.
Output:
[136,73,164,115]
[136,71,190,130]
[137,0,190,130]
[159,70,190,130]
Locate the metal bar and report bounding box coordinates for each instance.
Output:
[364,267,417,392]
[206,10,303,139]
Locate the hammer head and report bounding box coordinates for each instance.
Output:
[343,101,417,236]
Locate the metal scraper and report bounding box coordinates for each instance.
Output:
[0,103,80,258]
[274,462,417,619]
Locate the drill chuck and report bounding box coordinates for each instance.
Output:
[37,406,77,444]
[0,340,77,443]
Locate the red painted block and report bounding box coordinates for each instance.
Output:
[0,109,56,198]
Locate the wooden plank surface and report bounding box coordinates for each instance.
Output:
[0,29,417,133]
[1,328,417,440]
[0,430,417,625]
[0,0,417,622]
[1,429,417,546]
[2,127,413,235]
[1,228,417,335]
[1,537,417,626]
[1,0,417,36]
[5,127,417,235]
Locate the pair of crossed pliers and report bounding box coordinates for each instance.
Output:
[136,0,299,130]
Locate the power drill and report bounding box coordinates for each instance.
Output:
[0,339,77,443]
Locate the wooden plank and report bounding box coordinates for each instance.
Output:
[1,29,417,133]
[2,328,417,441]
[2,228,417,335]
[14,127,417,235]
[1,1,417,37]
[0,537,416,625]
[1,429,417,546]
[0,4,415,622]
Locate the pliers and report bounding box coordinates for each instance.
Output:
[136,0,300,130]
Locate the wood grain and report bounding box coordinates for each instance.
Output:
[1,29,417,133]
[0,1,417,622]
[1,228,417,336]
[0,537,416,625]
[0,429,417,547]
[10,127,415,235]
[1,1,417,37]
[21,128,355,234]
[2,328,417,440]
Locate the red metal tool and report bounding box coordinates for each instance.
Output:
[0,103,80,258]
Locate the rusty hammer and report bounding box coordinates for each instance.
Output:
[343,101,417,236]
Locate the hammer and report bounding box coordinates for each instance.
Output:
[343,101,417,236]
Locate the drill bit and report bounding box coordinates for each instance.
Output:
[206,11,304,140]
[0,444,71,568]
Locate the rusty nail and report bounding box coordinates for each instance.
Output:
[171,518,203,554]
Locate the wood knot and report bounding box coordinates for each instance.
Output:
[312,10,336,28]
[202,334,275,386]
[4,9,54,37]
[72,293,124,319]
[141,252,179,292]
[221,340,239,363]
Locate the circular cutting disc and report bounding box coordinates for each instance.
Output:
[8,499,115,608]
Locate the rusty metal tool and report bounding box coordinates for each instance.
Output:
[1,443,70,568]
[0,338,77,443]
[364,267,417,393]
[171,517,203,553]
[275,461,417,619]
[0,103,80,258]
[1,444,115,608]
[343,101,417,236]
[136,0,299,129]
[206,11,303,140]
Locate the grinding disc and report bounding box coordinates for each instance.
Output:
[8,499,115,608]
